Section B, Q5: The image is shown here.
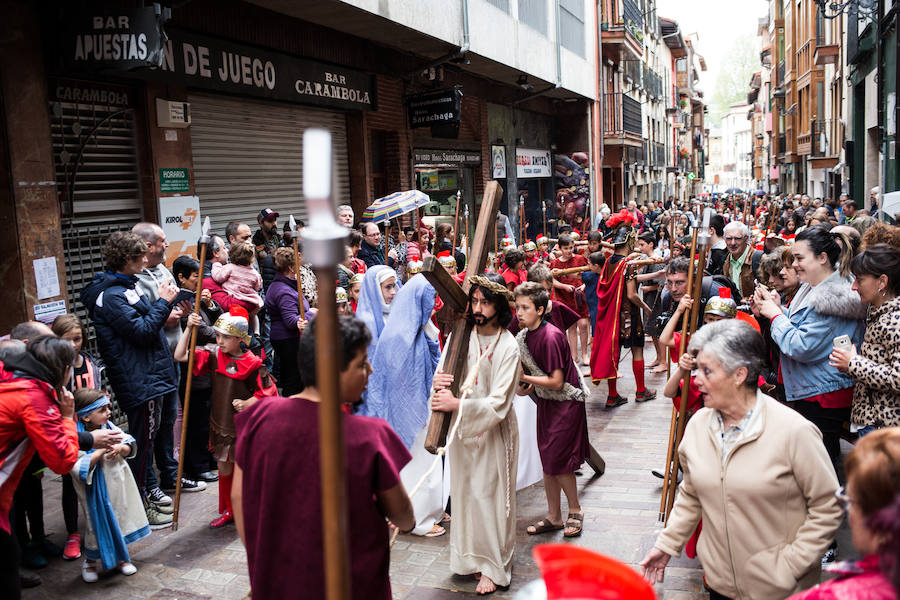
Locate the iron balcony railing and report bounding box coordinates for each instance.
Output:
[603,92,643,137]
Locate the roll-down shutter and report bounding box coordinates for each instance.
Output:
[189,93,350,237]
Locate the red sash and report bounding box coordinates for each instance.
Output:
[589,256,628,382]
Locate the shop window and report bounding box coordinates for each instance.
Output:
[371,130,388,200]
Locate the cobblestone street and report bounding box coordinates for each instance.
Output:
[22,348,851,599]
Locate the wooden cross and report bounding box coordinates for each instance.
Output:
[420,181,503,453]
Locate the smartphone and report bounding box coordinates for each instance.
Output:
[173,289,196,305]
[833,335,852,351]
[754,279,770,295]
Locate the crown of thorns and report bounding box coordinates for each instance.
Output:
[468,275,515,302]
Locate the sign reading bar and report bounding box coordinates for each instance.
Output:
[516,148,552,178]
[153,29,377,111]
[61,8,166,71]
[407,87,462,128]
[414,149,482,166]
[159,168,190,193]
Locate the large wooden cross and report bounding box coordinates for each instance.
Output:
[420,181,503,453]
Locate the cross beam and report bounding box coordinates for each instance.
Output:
[421,181,504,453]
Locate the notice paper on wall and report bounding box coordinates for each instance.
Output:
[33,257,60,299]
[34,299,67,324]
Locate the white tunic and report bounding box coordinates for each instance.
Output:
[442,330,519,587]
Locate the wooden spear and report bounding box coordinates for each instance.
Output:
[542,200,547,242]
[658,225,698,524]
[464,204,470,264]
[172,216,210,531]
[303,129,351,600]
[452,189,461,251]
[552,257,664,277]
[664,209,712,523]
[289,215,306,321]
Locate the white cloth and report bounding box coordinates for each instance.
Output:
[401,427,451,536]
[442,330,519,587]
[513,394,543,490]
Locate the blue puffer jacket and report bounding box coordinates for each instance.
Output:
[80,271,177,411]
[769,271,866,402]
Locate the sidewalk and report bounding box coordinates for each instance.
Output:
[23,348,850,599]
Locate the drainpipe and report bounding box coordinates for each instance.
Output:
[593,0,604,217]
[462,0,470,55]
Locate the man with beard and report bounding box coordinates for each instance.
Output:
[252,209,283,292]
[431,273,520,595]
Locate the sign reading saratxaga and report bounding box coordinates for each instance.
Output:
[155,29,376,111]
[61,8,167,71]
[406,87,462,128]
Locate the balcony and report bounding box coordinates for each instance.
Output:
[603,92,643,148]
[810,119,840,168]
[601,0,644,61]
[815,43,840,65]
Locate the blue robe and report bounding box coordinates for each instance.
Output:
[361,275,440,447]
[355,265,399,360]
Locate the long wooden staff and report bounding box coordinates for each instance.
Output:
[289,215,306,320]
[173,216,210,530]
[658,226,698,524]
[452,190,461,251]
[553,257,664,277]
[303,128,351,599]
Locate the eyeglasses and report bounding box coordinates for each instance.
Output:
[834,486,854,512]
[724,237,746,243]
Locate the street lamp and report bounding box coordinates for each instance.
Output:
[813,0,876,19]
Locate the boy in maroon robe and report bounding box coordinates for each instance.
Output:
[514,282,591,538]
[231,316,414,600]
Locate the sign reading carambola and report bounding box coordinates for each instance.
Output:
[154,28,377,111]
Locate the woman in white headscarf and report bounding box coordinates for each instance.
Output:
[355,265,398,359]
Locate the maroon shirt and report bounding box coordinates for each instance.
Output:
[235,396,411,600]
[508,300,580,336]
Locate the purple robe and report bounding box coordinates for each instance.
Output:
[525,322,590,475]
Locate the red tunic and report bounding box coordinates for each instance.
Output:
[550,254,589,318]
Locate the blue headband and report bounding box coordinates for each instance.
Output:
[76,396,110,418]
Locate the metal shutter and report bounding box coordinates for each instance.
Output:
[189,94,350,237]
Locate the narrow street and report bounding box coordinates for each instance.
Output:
[23,351,717,600]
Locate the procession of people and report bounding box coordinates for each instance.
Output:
[1,192,899,600]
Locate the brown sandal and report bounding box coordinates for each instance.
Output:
[527,519,564,535]
[564,512,583,537]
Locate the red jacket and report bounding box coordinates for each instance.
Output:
[0,364,79,534]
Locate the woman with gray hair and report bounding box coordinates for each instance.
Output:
[640,320,843,600]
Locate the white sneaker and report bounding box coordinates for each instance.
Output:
[81,560,98,583]
[120,562,137,576]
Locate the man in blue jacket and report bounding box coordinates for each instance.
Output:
[80,231,178,529]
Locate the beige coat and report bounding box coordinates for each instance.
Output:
[655,391,842,600]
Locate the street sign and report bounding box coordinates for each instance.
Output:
[159,168,190,193]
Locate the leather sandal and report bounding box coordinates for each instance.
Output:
[527,519,564,535]
[564,512,584,538]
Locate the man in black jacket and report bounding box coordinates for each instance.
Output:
[80,231,178,529]
[358,221,386,267]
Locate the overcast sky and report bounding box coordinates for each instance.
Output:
[656,0,769,98]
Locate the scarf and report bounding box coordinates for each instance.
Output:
[516,326,589,402]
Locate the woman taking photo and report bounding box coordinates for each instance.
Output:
[754,225,866,463]
[830,244,900,434]
[640,320,843,600]
[264,247,311,396]
[788,427,900,599]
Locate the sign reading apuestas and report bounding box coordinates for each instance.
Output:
[61,8,167,71]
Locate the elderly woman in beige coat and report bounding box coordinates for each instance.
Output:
[640,320,843,600]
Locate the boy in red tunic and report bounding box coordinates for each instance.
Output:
[515,283,590,539]
[549,234,590,365]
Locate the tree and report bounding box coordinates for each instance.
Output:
[710,34,758,124]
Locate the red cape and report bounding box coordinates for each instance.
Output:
[589,256,629,382]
